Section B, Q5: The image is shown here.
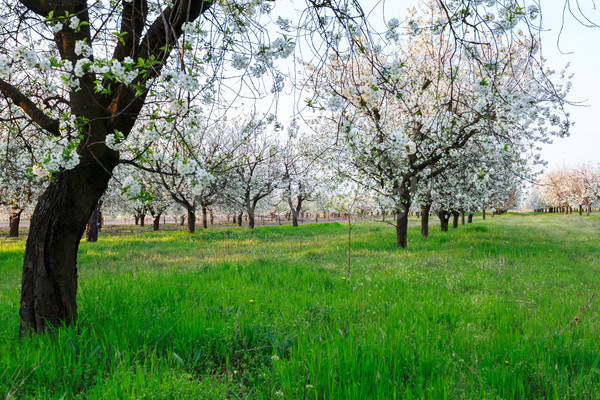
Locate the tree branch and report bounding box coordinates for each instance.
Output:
[112,0,149,62]
[18,0,50,16]
[0,78,60,136]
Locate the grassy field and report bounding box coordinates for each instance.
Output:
[1,213,600,399]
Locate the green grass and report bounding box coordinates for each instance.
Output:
[1,213,600,399]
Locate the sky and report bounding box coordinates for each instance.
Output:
[533,1,600,168]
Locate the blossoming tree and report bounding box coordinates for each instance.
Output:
[308,2,569,248]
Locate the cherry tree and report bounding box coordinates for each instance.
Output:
[222,116,282,229]
[0,0,576,336]
[536,165,600,215]
[279,126,324,227]
[0,122,47,237]
[0,0,335,335]
[307,2,569,248]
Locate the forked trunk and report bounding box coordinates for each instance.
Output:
[421,204,431,238]
[9,208,23,238]
[20,161,114,337]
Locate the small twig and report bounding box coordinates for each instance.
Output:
[558,294,596,336]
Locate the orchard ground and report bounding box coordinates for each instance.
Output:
[1,213,599,399]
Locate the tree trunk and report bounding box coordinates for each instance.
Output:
[140,214,145,227]
[153,214,161,231]
[134,215,139,225]
[187,210,196,233]
[587,205,591,216]
[86,202,101,242]
[237,212,243,227]
[461,210,465,225]
[288,197,303,227]
[248,208,255,229]
[19,159,115,337]
[439,211,449,232]
[467,213,473,223]
[202,206,208,229]
[482,209,486,220]
[452,211,460,229]
[209,208,214,225]
[421,204,431,238]
[396,203,410,248]
[9,208,23,238]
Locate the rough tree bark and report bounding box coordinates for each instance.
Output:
[248,208,255,229]
[452,210,460,229]
[395,202,410,248]
[20,157,117,337]
[187,211,196,234]
[467,213,473,223]
[86,201,102,242]
[421,204,431,238]
[439,210,450,232]
[9,208,23,238]
[202,206,208,229]
[153,214,161,231]
[139,214,146,227]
